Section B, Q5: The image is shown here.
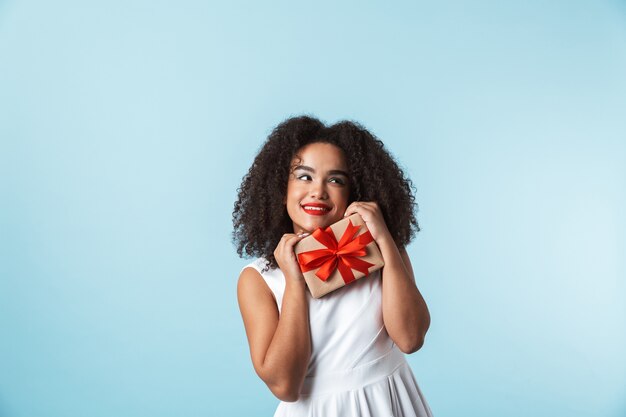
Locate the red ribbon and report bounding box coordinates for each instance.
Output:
[297,220,375,284]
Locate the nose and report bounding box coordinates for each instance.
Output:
[309,179,328,200]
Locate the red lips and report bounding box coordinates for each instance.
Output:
[301,202,332,216]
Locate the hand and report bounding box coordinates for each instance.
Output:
[343,201,392,244]
[273,231,310,282]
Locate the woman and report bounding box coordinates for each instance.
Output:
[233,115,434,416]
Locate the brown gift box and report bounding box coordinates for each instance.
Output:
[294,213,385,298]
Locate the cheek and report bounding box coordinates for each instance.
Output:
[335,189,350,208]
[285,183,304,203]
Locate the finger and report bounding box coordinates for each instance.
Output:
[343,201,357,216]
[276,233,295,253]
[289,232,309,245]
[354,201,376,211]
[284,233,308,253]
[344,203,367,217]
[343,206,359,217]
[280,233,297,242]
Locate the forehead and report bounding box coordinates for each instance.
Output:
[290,142,347,170]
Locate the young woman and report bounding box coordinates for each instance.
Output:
[233,115,434,416]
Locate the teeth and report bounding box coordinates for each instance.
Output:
[303,206,329,211]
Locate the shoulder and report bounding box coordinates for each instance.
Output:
[237,259,280,324]
[239,257,270,274]
[237,258,276,303]
[238,257,268,287]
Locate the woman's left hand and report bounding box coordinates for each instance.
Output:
[343,201,392,244]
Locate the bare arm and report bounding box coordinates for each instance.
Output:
[237,233,311,402]
[378,238,431,353]
[343,201,431,354]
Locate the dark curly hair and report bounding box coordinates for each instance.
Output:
[232,115,420,271]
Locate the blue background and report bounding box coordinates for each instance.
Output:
[1,1,625,416]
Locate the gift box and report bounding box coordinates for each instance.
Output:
[294,213,385,298]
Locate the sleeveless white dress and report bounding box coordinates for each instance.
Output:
[242,257,434,417]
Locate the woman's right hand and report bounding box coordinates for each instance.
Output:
[274,232,309,282]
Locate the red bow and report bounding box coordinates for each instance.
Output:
[297,220,375,284]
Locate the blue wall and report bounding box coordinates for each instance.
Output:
[1,1,625,416]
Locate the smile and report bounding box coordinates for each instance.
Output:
[301,204,331,216]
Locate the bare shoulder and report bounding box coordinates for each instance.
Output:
[236,265,280,370]
[237,266,275,305]
[237,265,264,291]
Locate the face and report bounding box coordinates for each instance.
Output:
[285,142,351,233]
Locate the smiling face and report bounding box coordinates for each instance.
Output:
[285,142,351,233]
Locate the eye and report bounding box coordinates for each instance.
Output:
[297,174,312,181]
[329,177,346,185]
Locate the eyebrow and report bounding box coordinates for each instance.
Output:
[292,165,349,177]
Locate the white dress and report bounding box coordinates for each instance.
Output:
[242,257,434,417]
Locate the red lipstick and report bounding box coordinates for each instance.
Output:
[301,202,332,216]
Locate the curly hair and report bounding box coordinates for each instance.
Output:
[232,115,420,271]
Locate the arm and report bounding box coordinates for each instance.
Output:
[344,202,431,354]
[236,234,311,402]
[377,238,431,353]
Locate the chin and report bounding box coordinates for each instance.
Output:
[308,216,341,230]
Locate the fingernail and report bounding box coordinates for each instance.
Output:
[298,232,310,237]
